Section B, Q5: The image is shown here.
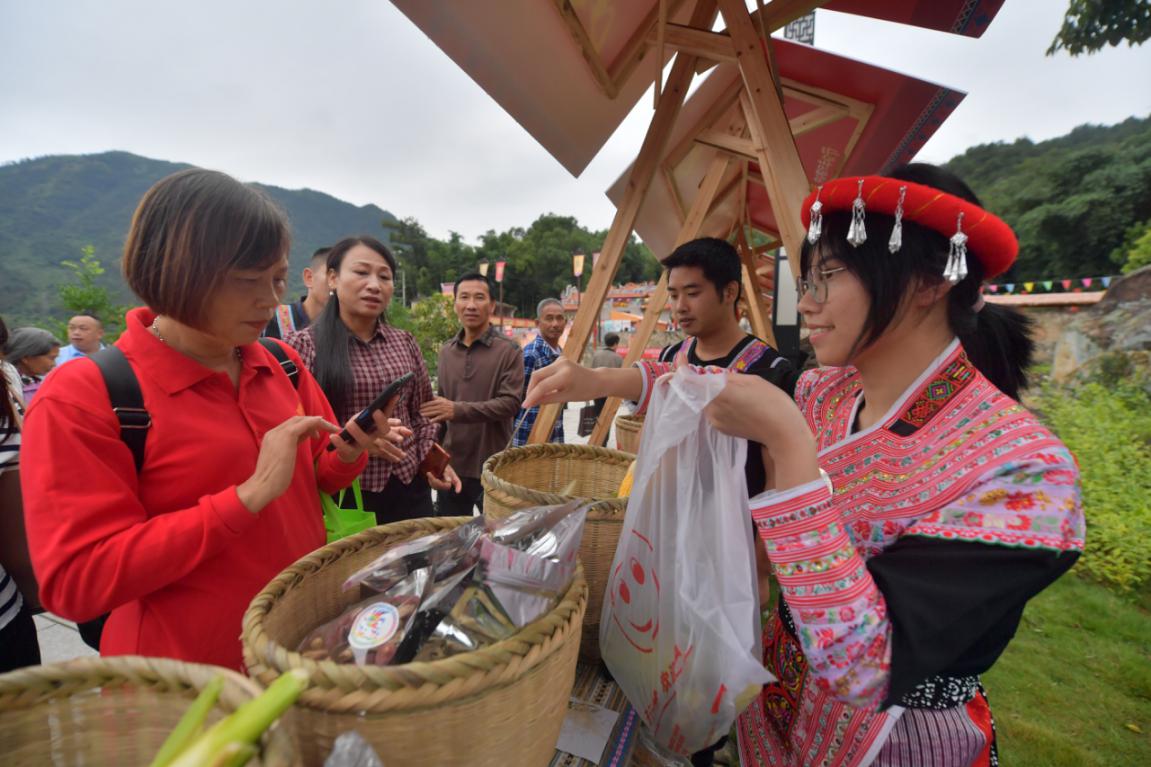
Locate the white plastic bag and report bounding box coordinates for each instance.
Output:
[600,366,774,755]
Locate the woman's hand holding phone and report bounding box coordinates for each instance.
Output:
[329,411,411,463]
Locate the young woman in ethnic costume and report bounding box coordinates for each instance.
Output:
[525,163,1084,766]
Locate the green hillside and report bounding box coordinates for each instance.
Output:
[944,115,1151,280]
[0,151,396,324]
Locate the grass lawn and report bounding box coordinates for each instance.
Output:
[984,575,1151,765]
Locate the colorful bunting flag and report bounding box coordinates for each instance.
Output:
[988,284,999,293]
[1082,278,1092,288]
[1102,276,1112,288]
[1024,282,1035,293]
[1061,279,1072,290]
[1005,283,1015,293]
[1042,280,1053,291]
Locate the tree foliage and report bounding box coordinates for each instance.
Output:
[1048,0,1151,56]
[944,116,1151,280]
[57,245,131,340]
[1117,219,1151,272]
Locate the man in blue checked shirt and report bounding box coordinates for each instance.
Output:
[512,298,567,446]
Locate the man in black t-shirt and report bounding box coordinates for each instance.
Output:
[263,247,331,339]
[659,237,798,497]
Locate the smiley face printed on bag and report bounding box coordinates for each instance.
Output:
[610,529,661,653]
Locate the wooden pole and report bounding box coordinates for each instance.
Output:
[588,152,732,446]
[527,0,719,444]
[718,0,811,261]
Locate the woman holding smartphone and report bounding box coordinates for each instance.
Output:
[20,169,401,670]
[526,164,1083,766]
[287,236,460,523]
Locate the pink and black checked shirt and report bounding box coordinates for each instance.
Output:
[288,322,438,492]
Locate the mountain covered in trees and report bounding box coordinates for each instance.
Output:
[0,151,399,324]
[1,115,1148,325]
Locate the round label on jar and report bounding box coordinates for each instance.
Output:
[347,602,400,650]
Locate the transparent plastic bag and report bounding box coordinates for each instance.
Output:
[600,367,774,755]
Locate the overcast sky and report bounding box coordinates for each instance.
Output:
[1,0,1148,243]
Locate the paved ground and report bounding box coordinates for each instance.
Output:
[35,402,624,663]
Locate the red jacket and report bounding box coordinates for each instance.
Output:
[21,308,366,669]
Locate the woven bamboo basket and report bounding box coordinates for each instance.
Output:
[615,413,645,454]
[242,516,587,767]
[0,655,298,766]
[481,443,633,662]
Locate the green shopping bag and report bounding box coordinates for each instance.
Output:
[321,478,375,543]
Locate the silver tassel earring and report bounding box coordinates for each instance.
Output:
[944,212,969,284]
[888,185,907,253]
[806,186,823,245]
[846,179,867,247]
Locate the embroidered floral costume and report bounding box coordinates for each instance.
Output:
[633,338,1083,766]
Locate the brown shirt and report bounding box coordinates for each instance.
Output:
[436,325,524,479]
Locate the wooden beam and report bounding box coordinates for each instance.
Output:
[588,151,733,446]
[649,23,736,63]
[694,128,758,161]
[735,225,775,344]
[662,165,687,224]
[719,0,810,264]
[607,0,690,87]
[553,0,618,99]
[665,79,743,171]
[696,0,827,74]
[528,0,720,445]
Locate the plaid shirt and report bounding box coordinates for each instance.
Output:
[512,334,564,447]
[288,322,438,492]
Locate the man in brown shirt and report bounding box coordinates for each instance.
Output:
[421,272,524,515]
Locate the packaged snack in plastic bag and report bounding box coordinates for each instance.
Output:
[298,567,431,666]
[343,517,485,595]
[600,367,774,755]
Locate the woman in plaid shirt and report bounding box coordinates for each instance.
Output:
[288,237,460,522]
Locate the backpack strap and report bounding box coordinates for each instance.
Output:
[257,338,300,390]
[90,347,149,473]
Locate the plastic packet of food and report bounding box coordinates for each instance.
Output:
[298,567,431,666]
[343,518,485,595]
[410,579,519,662]
[481,502,589,628]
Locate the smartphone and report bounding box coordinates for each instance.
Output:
[419,442,451,479]
[326,372,415,451]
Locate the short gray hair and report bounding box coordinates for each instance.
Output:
[536,298,564,318]
[3,327,62,365]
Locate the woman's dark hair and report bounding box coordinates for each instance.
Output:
[0,316,20,431]
[122,168,290,329]
[311,236,397,419]
[799,163,1034,399]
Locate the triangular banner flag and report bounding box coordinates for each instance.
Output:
[1082,278,1093,287]
[1061,279,1072,290]
[1024,282,1035,293]
[988,284,999,293]
[1042,280,1054,291]
[1005,283,1015,293]
[1102,276,1113,288]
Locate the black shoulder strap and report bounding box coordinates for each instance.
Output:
[90,347,150,473]
[257,338,300,390]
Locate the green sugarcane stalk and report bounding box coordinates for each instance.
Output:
[168,669,309,767]
[150,675,226,767]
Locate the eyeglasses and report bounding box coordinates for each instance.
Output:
[797,266,847,305]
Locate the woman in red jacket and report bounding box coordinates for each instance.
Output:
[20,169,403,670]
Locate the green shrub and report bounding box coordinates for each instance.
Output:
[1038,381,1151,592]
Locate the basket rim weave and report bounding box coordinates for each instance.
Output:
[481,443,634,514]
[0,655,296,763]
[241,516,587,714]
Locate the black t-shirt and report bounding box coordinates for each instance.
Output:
[659,334,799,496]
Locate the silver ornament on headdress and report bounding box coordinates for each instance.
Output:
[944,212,969,284]
[888,185,907,253]
[806,185,824,244]
[846,179,867,247]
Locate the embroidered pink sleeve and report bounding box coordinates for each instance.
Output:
[631,360,673,415]
[908,446,1084,552]
[751,480,891,707]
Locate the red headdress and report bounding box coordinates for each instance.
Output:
[800,176,1018,281]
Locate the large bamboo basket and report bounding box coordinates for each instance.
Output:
[615,413,645,454]
[482,444,633,662]
[242,516,586,767]
[0,655,298,766]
